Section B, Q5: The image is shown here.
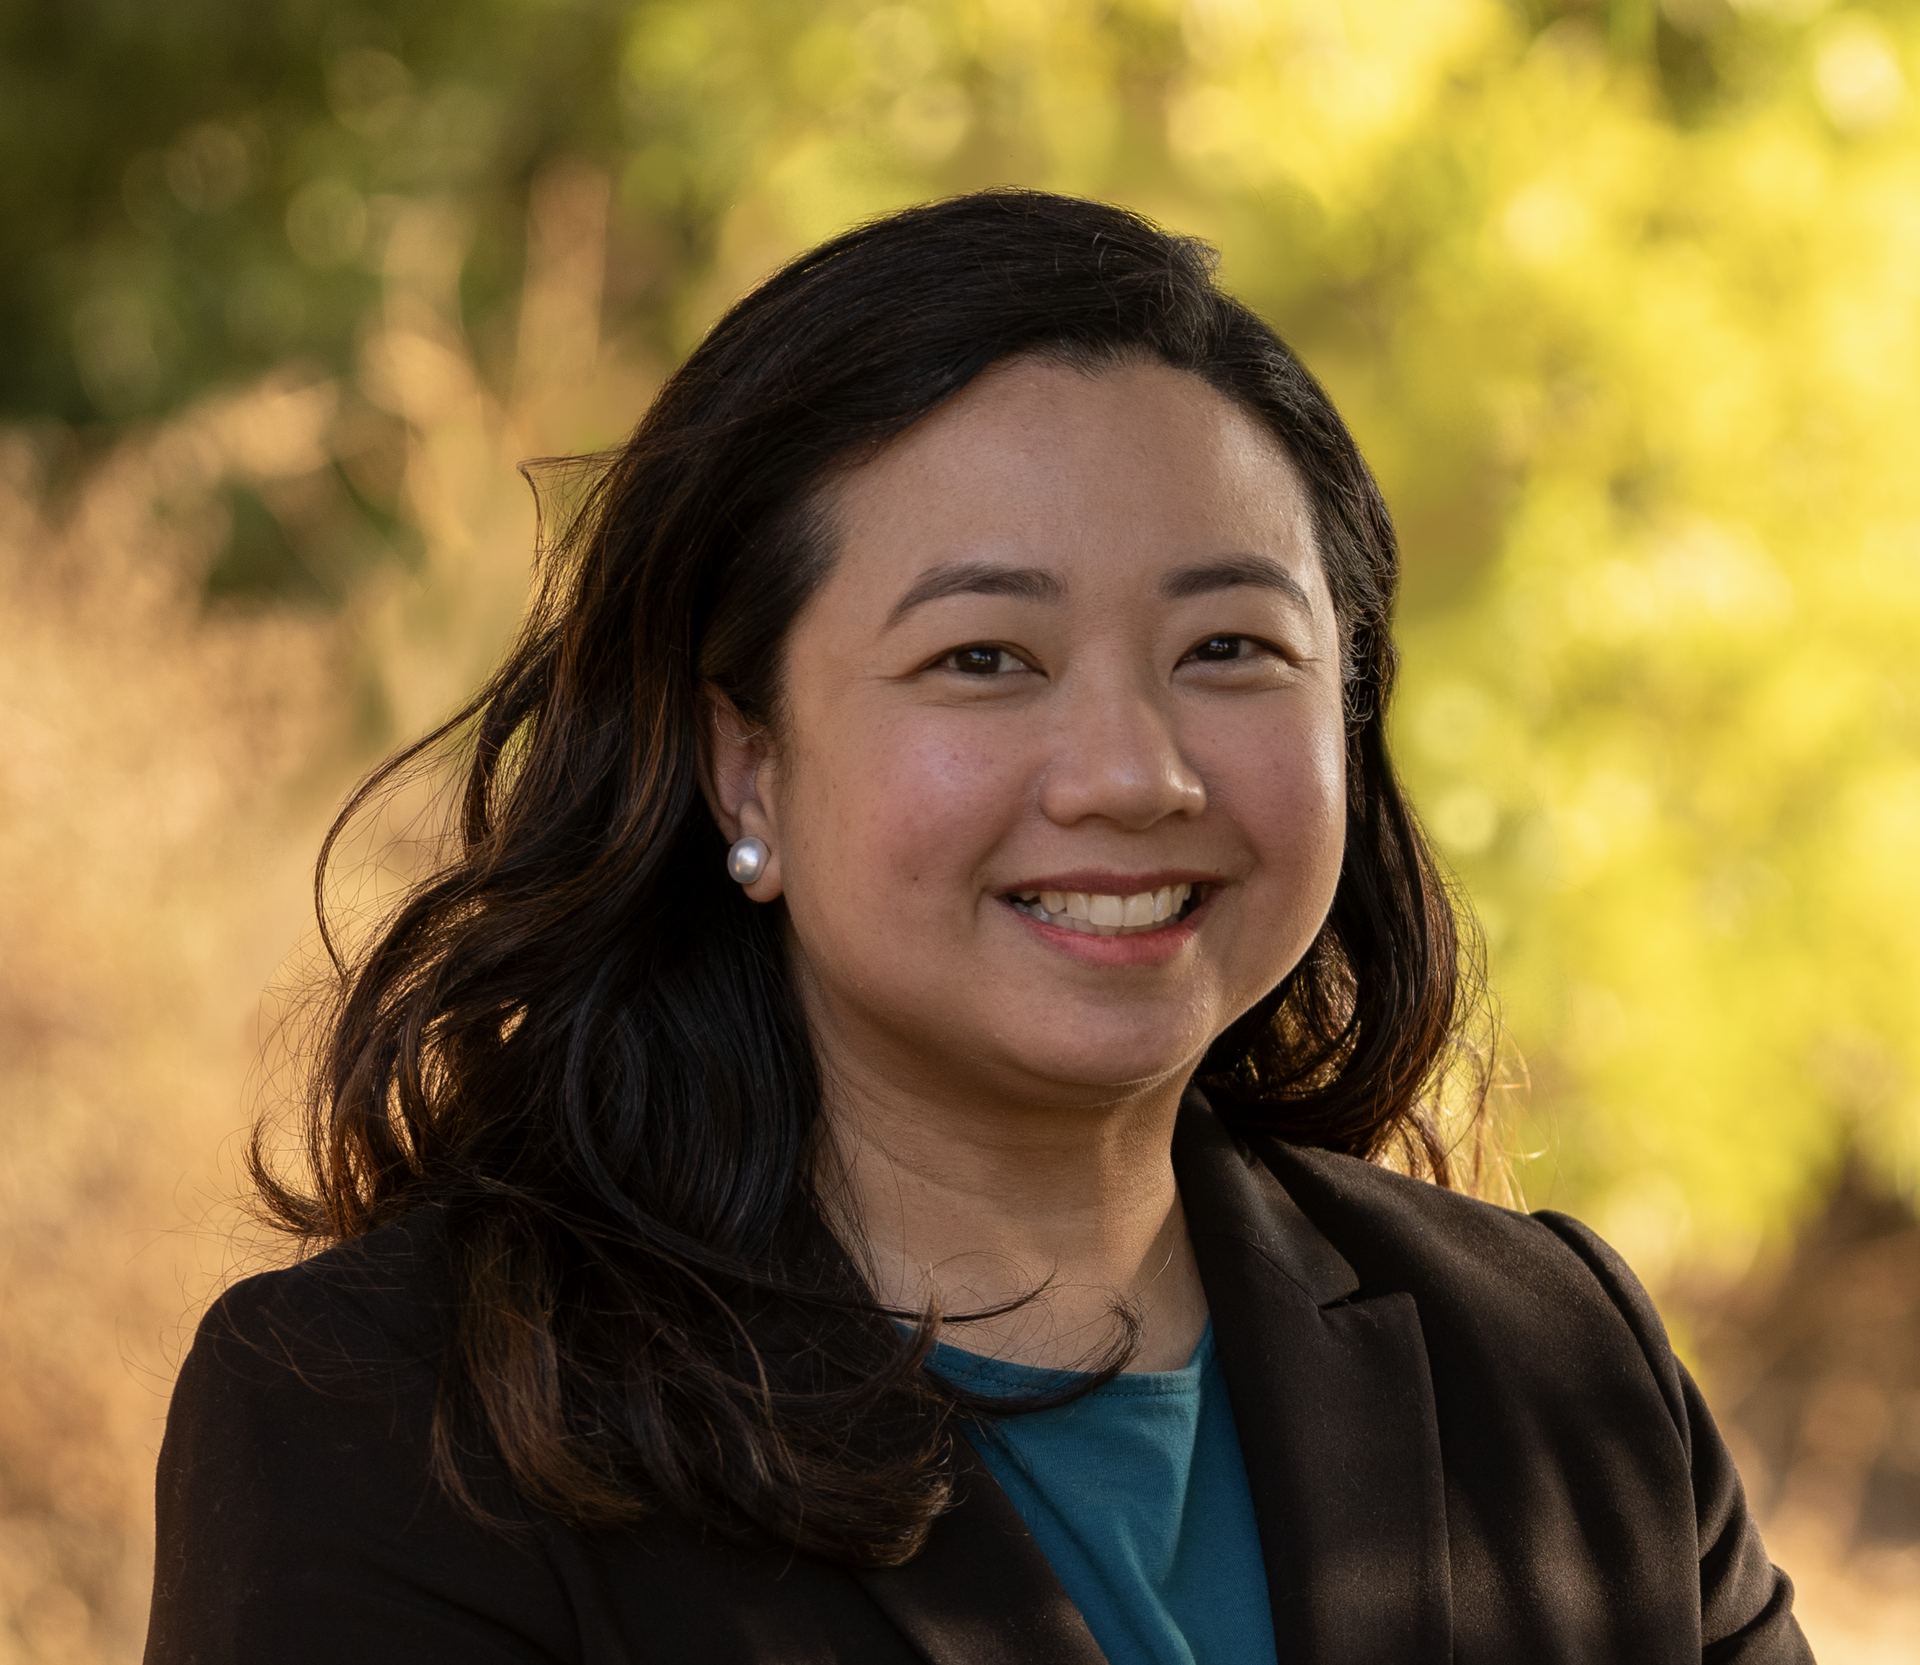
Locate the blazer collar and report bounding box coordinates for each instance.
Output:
[1173,1091,1453,1665]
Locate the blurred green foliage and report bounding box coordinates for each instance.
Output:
[0,0,629,422]
[9,0,1920,1277]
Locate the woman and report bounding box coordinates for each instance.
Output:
[147,191,1811,1664]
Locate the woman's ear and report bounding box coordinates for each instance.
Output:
[699,683,784,901]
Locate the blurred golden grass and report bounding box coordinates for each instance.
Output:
[0,180,638,1663]
[0,404,341,1663]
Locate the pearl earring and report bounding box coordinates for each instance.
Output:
[727,837,769,885]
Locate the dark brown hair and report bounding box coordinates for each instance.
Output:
[259,189,1487,1566]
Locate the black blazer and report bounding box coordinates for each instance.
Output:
[146,1102,1813,1663]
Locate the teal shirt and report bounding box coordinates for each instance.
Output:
[928,1324,1278,1665]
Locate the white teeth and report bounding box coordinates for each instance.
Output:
[1010,882,1195,936]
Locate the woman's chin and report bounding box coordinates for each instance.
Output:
[998,1035,1206,1101]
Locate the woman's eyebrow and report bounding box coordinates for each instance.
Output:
[884,561,1064,627]
[1159,554,1314,615]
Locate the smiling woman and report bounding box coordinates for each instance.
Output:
[145,193,1811,1664]
[714,357,1348,1378]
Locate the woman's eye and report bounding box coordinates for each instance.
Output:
[942,644,1026,675]
[1187,635,1259,663]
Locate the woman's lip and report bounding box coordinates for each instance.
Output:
[1003,889,1213,965]
[998,870,1223,896]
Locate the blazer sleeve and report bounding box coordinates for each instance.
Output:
[145,1268,580,1665]
[1533,1212,1814,1665]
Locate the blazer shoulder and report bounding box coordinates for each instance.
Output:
[150,1209,578,1665]
[1254,1139,1685,1413]
[1258,1136,1588,1269]
[186,1207,455,1409]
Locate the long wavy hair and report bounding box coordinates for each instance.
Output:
[258,189,1488,1567]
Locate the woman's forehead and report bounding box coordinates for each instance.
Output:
[858,354,1290,482]
[820,356,1320,588]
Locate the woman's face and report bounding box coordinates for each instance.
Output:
[715,355,1348,1115]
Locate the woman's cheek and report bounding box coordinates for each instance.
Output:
[1211,706,1346,914]
[1285,723,1349,929]
[842,720,1025,895]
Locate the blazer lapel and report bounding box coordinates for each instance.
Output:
[1173,1095,1452,1665]
[854,1434,1109,1665]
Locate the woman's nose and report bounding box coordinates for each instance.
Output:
[1037,677,1207,830]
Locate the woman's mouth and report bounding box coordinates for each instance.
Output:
[1006,883,1195,936]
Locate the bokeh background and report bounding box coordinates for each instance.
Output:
[3,0,1919,1656]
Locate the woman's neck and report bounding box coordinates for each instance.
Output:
[814,1063,1210,1373]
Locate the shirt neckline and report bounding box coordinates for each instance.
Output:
[928,1320,1216,1401]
